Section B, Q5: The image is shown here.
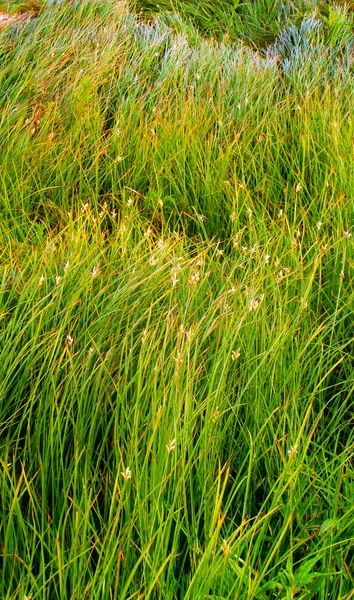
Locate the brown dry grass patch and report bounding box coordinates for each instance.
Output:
[0,10,36,28]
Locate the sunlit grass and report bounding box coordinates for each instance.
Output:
[0,1,353,598]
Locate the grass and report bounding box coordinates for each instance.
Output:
[0,0,353,598]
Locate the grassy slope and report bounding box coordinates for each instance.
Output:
[0,1,353,598]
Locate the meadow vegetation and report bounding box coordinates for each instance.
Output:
[0,0,353,598]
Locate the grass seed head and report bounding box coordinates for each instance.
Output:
[232,349,241,361]
[220,539,231,558]
[212,407,220,424]
[121,466,132,480]
[166,439,176,453]
[287,444,298,459]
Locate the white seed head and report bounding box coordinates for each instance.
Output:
[194,258,204,267]
[232,349,241,361]
[300,298,308,310]
[188,270,200,287]
[248,297,259,311]
[211,406,220,424]
[220,539,231,557]
[186,326,194,341]
[197,214,206,222]
[166,438,176,453]
[287,444,298,458]
[121,466,132,480]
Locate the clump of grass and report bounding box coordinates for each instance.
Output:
[0,0,353,598]
[132,0,318,47]
[0,0,43,15]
